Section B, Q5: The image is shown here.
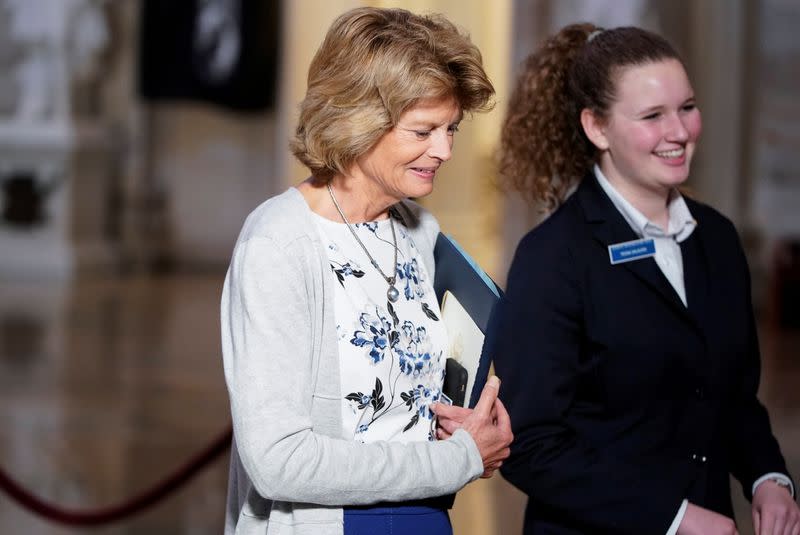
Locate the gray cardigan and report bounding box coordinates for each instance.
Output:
[221,188,483,535]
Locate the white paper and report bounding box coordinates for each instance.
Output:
[441,290,484,406]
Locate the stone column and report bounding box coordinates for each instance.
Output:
[0,0,116,280]
[684,0,748,225]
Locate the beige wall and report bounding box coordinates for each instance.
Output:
[278,0,361,189]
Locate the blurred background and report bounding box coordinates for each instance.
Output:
[0,0,797,533]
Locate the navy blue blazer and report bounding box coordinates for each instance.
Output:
[492,174,793,535]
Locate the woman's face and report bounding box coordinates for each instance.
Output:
[594,59,702,197]
[352,97,462,207]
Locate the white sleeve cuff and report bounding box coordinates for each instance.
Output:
[666,499,688,535]
[752,472,795,498]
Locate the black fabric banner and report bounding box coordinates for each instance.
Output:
[138,0,280,112]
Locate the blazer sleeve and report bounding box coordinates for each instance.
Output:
[221,235,483,506]
[724,224,793,500]
[493,229,691,535]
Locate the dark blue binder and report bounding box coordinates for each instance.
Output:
[433,233,503,408]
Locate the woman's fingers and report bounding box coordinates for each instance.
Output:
[493,397,511,429]
[436,415,462,435]
[472,376,501,418]
[481,460,503,478]
[430,402,471,422]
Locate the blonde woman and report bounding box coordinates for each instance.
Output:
[221,7,512,535]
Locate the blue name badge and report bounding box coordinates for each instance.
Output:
[608,238,656,265]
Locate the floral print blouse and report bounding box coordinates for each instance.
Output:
[313,210,448,443]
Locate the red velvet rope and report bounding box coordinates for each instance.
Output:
[0,425,232,526]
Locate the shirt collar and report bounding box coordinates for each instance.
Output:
[593,164,697,243]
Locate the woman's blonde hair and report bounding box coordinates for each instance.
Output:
[291,7,494,182]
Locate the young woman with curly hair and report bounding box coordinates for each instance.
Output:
[492,23,799,535]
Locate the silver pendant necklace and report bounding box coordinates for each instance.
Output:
[327,183,400,303]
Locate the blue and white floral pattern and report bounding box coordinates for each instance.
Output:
[395,321,436,376]
[313,212,447,444]
[330,261,364,287]
[351,307,395,364]
[397,258,424,301]
[354,221,378,233]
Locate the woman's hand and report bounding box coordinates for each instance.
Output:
[433,404,472,440]
[431,376,513,478]
[752,479,800,535]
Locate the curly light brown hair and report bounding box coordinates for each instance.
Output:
[291,7,495,183]
[498,24,683,209]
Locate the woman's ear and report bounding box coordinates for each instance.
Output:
[580,108,609,151]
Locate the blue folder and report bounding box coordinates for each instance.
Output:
[433,233,503,408]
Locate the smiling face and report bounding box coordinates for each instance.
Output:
[585,59,702,200]
[350,96,462,209]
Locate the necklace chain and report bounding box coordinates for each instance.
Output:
[326,183,400,302]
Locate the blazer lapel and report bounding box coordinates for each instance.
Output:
[680,207,712,338]
[575,176,700,330]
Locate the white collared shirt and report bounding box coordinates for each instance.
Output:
[594,165,696,306]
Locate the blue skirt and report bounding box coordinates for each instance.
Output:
[344,504,452,535]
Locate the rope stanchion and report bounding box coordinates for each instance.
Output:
[0,425,232,526]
